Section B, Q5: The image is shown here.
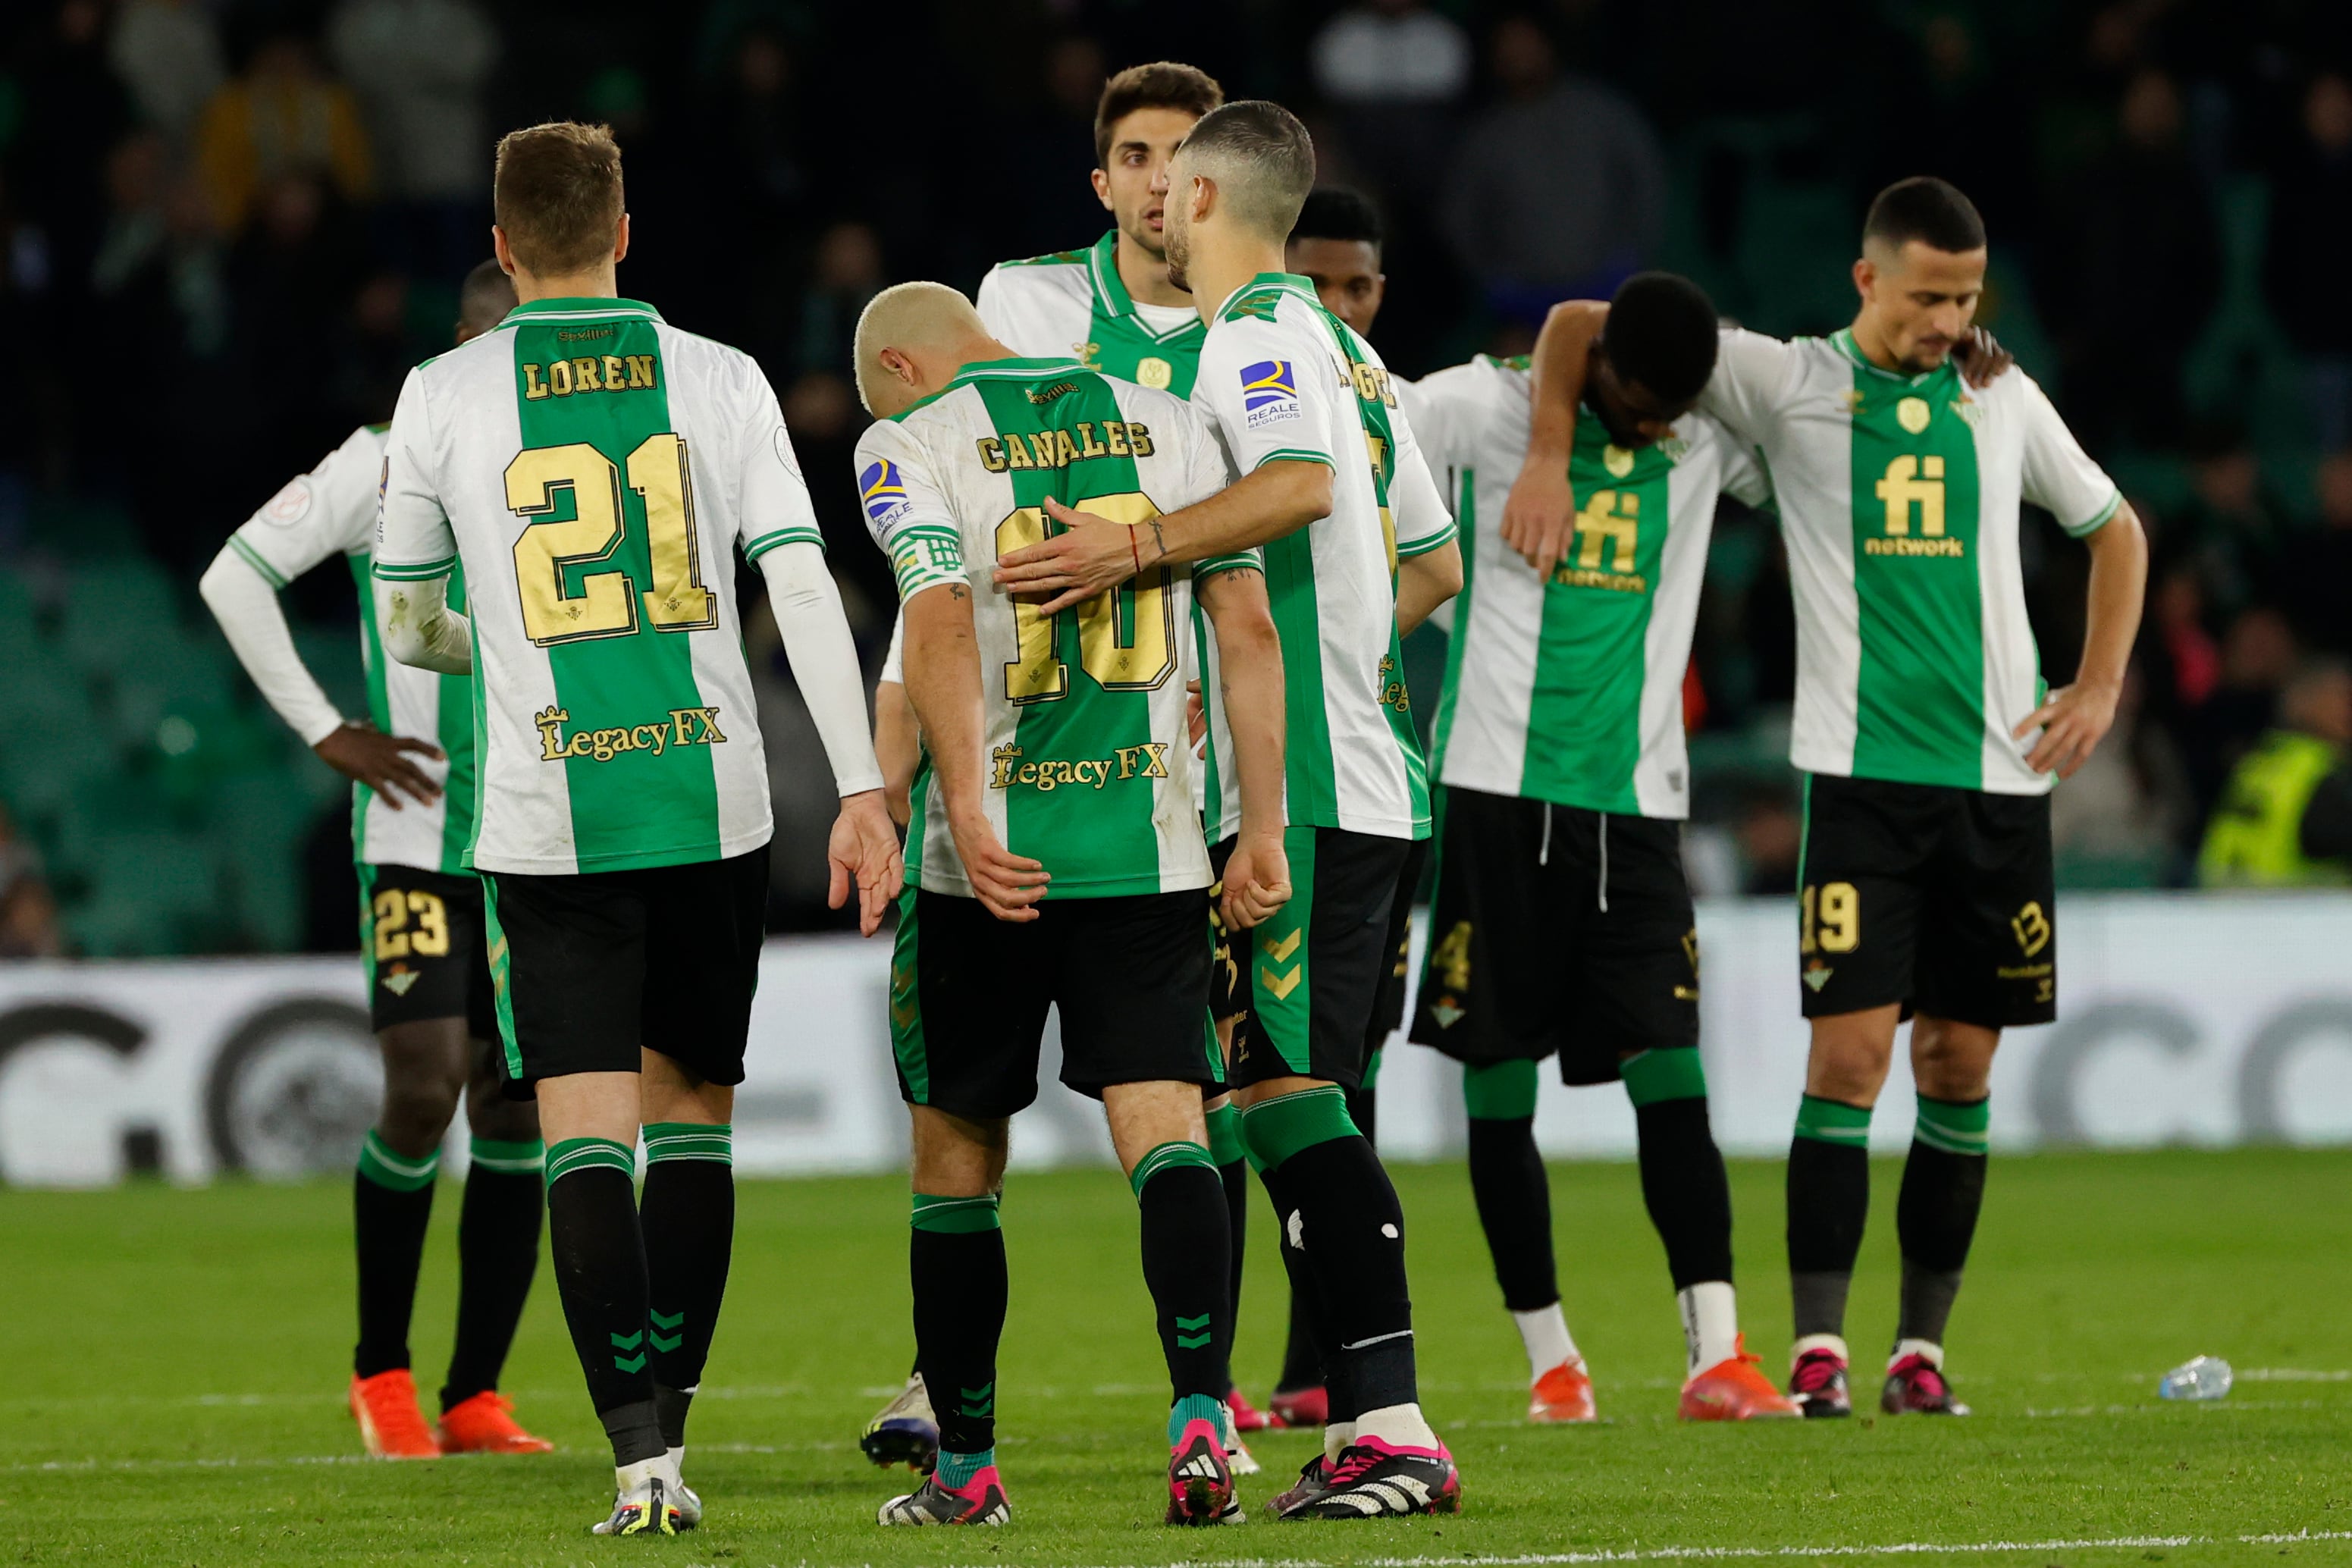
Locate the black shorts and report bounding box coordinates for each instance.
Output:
[359,864,496,1038]
[1230,825,1413,1092]
[480,846,769,1097]
[1366,836,1431,1043]
[1207,836,1247,1027]
[1409,789,1698,1085]
[889,885,1219,1120]
[1797,773,2056,1028]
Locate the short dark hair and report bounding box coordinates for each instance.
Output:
[494,121,624,274]
[1602,271,1720,405]
[1178,100,1316,239]
[1290,187,1383,252]
[1094,61,1224,166]
[459,258,516,333]
[1863,176,1986,255]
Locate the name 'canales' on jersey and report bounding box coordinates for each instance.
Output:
[375,296,824,876]
[230,422,480,873]
[1701,328,2122,795]
[856,356,1250,899]
[1193,273,1454,840]
[1408,355,1770,819]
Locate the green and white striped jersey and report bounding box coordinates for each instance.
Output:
[977,231,1206,394]
[858,357,1243,899]
[1413,356,1770,818]
[975,234,1249,844]
[228,423,477,872]
[1193,273,1454,840]
[1701,328,2121,795]
[375,296,822,875]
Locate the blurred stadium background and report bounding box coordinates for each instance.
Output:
[3,0,2352,1186]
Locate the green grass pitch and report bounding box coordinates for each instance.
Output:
[5,1148,2350,1565]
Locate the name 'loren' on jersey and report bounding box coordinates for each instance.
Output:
[858,356,1249,900]
[375,296,825,877]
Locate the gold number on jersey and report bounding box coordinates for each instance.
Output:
[994,491,1177,704]
[371,889,447,961]
[629,433,715,630]
[1874,454,1946,537]
[1573,489,1641,574]
[507,434,713,646]
[1363,433,1397,573]
[1800,881,1860,955]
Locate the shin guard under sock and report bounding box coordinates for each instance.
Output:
[1207,1103,1249,1387]
[1896,1095,1990,1350]
[1788,1096,1872,1341]
[911,1193,1007,1457]
[640,1124,734,1448]
[354,1131,437,1378]
[1132,1143,1231,1408]
[1243,1087,1416,1416]
[1463,1058,1555,1312]
[544,1138,660,1464]
[441,1137,543,1410]
[1623,1051,1735,1290]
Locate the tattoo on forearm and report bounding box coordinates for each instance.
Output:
[947,584,968,600]
[1146,520,1167,563]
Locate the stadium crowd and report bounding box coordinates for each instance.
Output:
[2,0,2351,957]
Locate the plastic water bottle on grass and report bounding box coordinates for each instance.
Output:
[2159,1356,2232,1400]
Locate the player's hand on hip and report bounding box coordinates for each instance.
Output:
[313,722,443,809]
[2015,679,2121,778]
[946,808,1049,923]
[1954,325,2015,389]
[1185,678,1208,755]
[992,497,1140,615]
[1501,460,1576,582]
[1220,830,1292,930]
[827,789,906,937]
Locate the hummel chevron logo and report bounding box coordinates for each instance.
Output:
[1175,1312,1213,1350]
[649,1309,684,1353]
[610,1328,648,1371]
[1261,930,1302,962]
[1261,964,1302,1001]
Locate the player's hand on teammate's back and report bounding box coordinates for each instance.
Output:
[314,721,444,809]
[993,497,1140,614]
[1953,325,2015,388]
[828,790,907,936]
[946,807,1049,923]
[1219,829,1291,931]
[2015,679,2121,779]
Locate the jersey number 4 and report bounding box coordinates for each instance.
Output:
[505,434,717,645]
[996,491,1177,704]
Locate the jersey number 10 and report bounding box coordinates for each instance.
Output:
[995,491,1177,704]
[506,434,717,646]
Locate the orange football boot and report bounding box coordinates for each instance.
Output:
[437,1391,555,1454]
[1528,1357,1598,1422]
[350,1370,441,1459]
[1679,1335,1802,1420]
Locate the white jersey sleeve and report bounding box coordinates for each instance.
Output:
[855,419,964,602]
[228,424,384,587]
[2016,374,2124,536]
[1194,313,1346,475]
[737,372,827,560]
[1698,328,1805,450]
[375,368,457,580]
